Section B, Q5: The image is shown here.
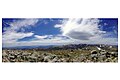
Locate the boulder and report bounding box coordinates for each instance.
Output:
[91,50,97,54]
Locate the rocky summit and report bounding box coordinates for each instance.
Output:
[2,44,118,62]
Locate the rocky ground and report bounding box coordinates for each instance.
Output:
[2,49,118,62]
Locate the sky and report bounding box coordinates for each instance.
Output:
[2,18,118,48]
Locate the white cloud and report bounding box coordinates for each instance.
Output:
[34,34,69,40]
[11,19,38,26]
[3,35,74,47]
[53,18,118,45]
[3,19,39,32]
[2,19,38,45]
[54,18,106,40]
[34,35,48,39]
[2,32,34,42]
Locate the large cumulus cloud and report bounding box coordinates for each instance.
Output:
[54,18,106,40]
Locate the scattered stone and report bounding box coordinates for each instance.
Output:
[2,49,118,62]
[91,50,97,54]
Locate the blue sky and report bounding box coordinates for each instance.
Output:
[2,18,118,47]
